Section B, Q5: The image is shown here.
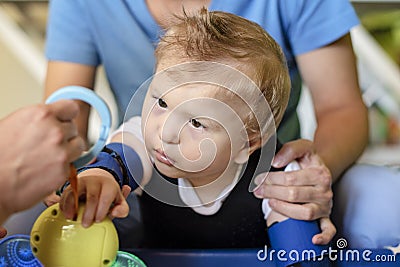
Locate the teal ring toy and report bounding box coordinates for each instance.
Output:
[45,86,111,168]
[112,251,147,267]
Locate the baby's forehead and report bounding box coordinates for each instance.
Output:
[153,60,250,93]
[151,81,242,104]
[151,60,260,112]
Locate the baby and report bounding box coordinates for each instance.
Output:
[60,8,322,252]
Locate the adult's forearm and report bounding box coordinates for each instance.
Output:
[313,103,369,182]
[45,61,97,145]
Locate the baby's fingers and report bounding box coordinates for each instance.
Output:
[94,184,128,223]
[110,185,131,218]
[81,184,102,228]
[59,188,78,220]
[121,185,131,199]
[43,192,60,207]
[109,190,129,219]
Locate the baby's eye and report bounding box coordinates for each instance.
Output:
[157,98,168,108]
[190,118,204,129]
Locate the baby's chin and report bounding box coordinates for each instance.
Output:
[153,161,182,178]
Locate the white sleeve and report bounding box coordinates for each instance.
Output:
[108,116,144,143]
[261,161,301,219]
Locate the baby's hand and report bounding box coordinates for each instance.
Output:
[60,168,131,228]
[43,192,60,207]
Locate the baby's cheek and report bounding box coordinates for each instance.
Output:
[179,140,202,161]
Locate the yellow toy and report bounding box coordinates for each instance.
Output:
[30,203,118,267]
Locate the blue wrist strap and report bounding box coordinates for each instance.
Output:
[77,149,124,186]
[78,143,143,191]
[268,219,329,267]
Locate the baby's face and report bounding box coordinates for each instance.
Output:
[141,76,250,184]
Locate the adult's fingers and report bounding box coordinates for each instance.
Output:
[267,199,331,221]
[263,168,330,187]
[312,217,337,245]
[272,139,314,168]
[254,173,332,204]
[59,121,79,142]
[258,184,317,203]
[66,135,86,162]
[47,100,80,122]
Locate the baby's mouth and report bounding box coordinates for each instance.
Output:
[154,149,174,166]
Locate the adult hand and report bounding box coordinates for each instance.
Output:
[254,139,333,219]
[0,100,85,223]
[313,217,336,245]
[254,139,335,243]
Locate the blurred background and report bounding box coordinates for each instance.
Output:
[0,0,399,165]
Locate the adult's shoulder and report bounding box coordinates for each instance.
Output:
[277,0,360,55]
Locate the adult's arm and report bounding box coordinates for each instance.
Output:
[45,0,101,141]
[296,33,368,181]
[255,34,368,210]
[45,61,97,144]
[0,100,85,224]
[254,35,368,244]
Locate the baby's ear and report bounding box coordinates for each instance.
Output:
[234,145,250,164]
[234,134,262,164]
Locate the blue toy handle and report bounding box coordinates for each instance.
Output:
[45,86,111,168]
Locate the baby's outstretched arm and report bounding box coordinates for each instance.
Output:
[60,168,130,227]
[59,130,152,227]
[266,211,331,267]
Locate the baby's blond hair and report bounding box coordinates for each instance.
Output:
[155,7,290,143]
